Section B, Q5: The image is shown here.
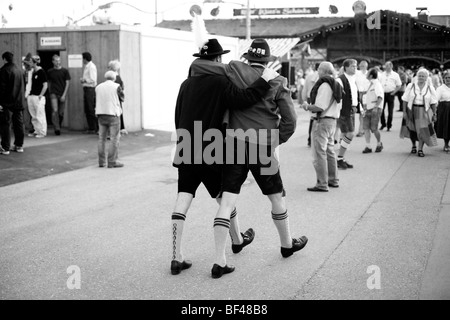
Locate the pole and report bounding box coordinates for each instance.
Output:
[246,0,251,40]
[155,0,158,26]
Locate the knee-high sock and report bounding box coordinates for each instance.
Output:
[272,211,292,248]
[338,135,353,158]
[172,213,186,262]
[229,208,243,245]
[214,218,231,267]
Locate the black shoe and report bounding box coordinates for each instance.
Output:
[171,260,192,275]
[342,160,353,169]
[328,183,339,188]
[232,228,255,254]
[307,186,328,192]
[108,162,124,168]
[362,147,373,154]
[281,236,309,258]
[380,125,386,130]
[387,128,391,132]
[337,159,348,170]
[375,143,383,153]
[55,130,61,136]
[211,264,235,279]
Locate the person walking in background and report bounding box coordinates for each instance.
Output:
[0,51,25,155]
[302,63,320,147]
[81,52,97,134]
[396,66,408,112]
[435,70,450,153]
[95,71,124,168]
[47,54,71,136]
[336,59,359,169]
[27,55,48,139]
[22,53,34,135]
[400,69,438,157]
[355,60,370,137]
[431,69,443,90]
[302,61,342,192]
[361,68,384,154]
[379,61,401,131]
[108,59,127,135]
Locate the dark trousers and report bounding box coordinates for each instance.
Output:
[0,108,25,150]
[396,91,404,111]
[381,93,395,129]
[83,87,98,132]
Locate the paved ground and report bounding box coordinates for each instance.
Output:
[1,104,449,300]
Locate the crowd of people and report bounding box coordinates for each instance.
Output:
[1,42,450,279]
[0,51,127,167]
[171,39,450,279]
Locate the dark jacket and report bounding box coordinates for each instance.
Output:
[338,74,354,117]
[310,76,343,105]
[190,59,297,145]
[0,62,25,110]
[174,70,270,167]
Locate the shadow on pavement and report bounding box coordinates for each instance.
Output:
[0,129,173,188]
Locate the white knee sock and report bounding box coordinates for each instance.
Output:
[272,211,292,248]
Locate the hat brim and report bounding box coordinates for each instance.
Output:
[193,50,230,58]
[242,53,277,62]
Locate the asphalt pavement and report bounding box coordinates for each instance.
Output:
[1,103,449,300]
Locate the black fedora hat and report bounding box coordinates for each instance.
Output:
[193,39,230,58]
[242,38,277,63]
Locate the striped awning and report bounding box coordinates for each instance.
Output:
[239,37,301,71]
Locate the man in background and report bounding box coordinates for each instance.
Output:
[47,54,71,136]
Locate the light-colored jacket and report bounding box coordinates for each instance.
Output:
[402,81,438,112]
[95,80,123,117]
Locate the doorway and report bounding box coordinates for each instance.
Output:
[38,50,60,126]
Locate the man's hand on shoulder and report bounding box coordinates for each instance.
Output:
[261,68,279,82]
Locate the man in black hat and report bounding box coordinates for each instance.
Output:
[170,38,279,277]
[0,51,25,155]
[190,39,307,278]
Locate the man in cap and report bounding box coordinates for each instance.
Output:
[170,38,279,277]
[0,51,25,155]
[190,39,307,279]
[27,55,48,138]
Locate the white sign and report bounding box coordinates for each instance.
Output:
[68,54,83,68]
[40,37,62,47]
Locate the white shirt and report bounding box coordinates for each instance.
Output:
[313,82,341,119]
[363,79,384,110]
[82,61,97,88]
[436,84,450,102]
[95,80,122,116]
[356,70,370,93]
[379,71,402,93]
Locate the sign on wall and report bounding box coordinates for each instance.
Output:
[68,54,83,68]
[40,37,62,47]
[233,7,320,16]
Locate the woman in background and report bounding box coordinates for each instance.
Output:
[400,68,438,157]
[108,60,127,135]
[435,70,450,152]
